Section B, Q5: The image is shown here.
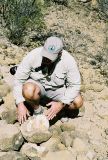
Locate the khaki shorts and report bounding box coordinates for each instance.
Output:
[26,79,66,101]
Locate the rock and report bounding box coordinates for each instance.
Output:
[3,92,16,110]
[105,128,108,135]
[0,97,4,105]
[0,84,11,97]
[41,150,73,160]
[0,124,24,151]
[60,122,75,132]
[91,0,99,9]
[56,143,66,150]
[0,151,28,160]
[75,130,90,141]
[0,105,17,124]
[60,131,74,147]
[98,87,108,100]
[21,143,48,159]
[84,84,104,92]
[41,137,63,152]
[76,154,89,160]
[49,124,62,137]
[79,0,91,2]
[73,137,89,153]
[0,120,7,126]
[20,117,52,143]
[86,151,96,160]
[97,106,108,120]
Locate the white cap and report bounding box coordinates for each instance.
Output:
[41,36,63,61]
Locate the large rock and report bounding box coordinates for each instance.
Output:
[41,150,73,160]
[76,154,89,160]
[3,92,16,110]
[0,84,11,97]
[73,137,89,153]
[96,101,108,120]
[60,131,74,147]
[0,105,17,124]
[41,137,65,151]
[21,143,48,159]
[0,124,24,151]
[0,151,28,160]
[84,84,104,92]
[98,87,108,100]
[60,122,75,132]
[20,117,52,143]
[49,124,62,137]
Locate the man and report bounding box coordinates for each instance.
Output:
[13,36,83,124]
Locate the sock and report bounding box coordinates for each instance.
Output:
[34,105,43,114]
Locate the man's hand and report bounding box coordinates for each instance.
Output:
[45,101,64,120]
[17,102,30,124]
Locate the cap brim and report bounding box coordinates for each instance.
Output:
[41,47,58,62]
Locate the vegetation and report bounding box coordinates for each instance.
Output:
[0,0,45,45]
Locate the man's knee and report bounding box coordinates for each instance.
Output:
[69,94,83,109]
[22,82,41,101]
[73,94,83,109]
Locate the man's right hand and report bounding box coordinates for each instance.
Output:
[17,102,30,124]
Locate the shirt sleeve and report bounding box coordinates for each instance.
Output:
[60,57,81,105]
[13,53,33,105]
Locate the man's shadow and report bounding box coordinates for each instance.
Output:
[25,97,80,126]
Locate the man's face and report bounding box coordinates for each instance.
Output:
[42,57,53,65]
[42,51,62,66]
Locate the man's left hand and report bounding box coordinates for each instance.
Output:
[45,101,64,120]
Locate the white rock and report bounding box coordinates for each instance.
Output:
[0,151,28,160]
[0,124,24,151]
[41,150,74,160]
[86,151,96,160]
[21,117,52,143]
[21,143,48,159]
[41,137,62,151]
[27,115,49,132]
[73,137,88,152]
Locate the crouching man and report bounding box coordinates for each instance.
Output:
[13,36,83,124]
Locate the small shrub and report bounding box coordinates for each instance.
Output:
[0,0,45,45]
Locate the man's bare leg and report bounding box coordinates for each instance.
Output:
[61,94,83,119]
[22,82,41,110]
[68,94,83,110]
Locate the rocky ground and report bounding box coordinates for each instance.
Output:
[0,0,108,160]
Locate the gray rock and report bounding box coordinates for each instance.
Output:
[0,120,7,126]
[60,122,75,132]
[0,84,11,97]
[0,124,24,151]
[60,131,74,147]
[0,105,17,124]
[73,137,89,153]
[0,151,28,160]
[41,150,73,160]
[49,124,62,137]
[97,107,108,120]
[20,118,52,143]
[86,151,96,160]
[76,154,89,160]
[21,143,48,160]
[105,128,108,135]
[41,137,64,151]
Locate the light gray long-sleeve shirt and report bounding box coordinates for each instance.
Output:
[13,47,81,105]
